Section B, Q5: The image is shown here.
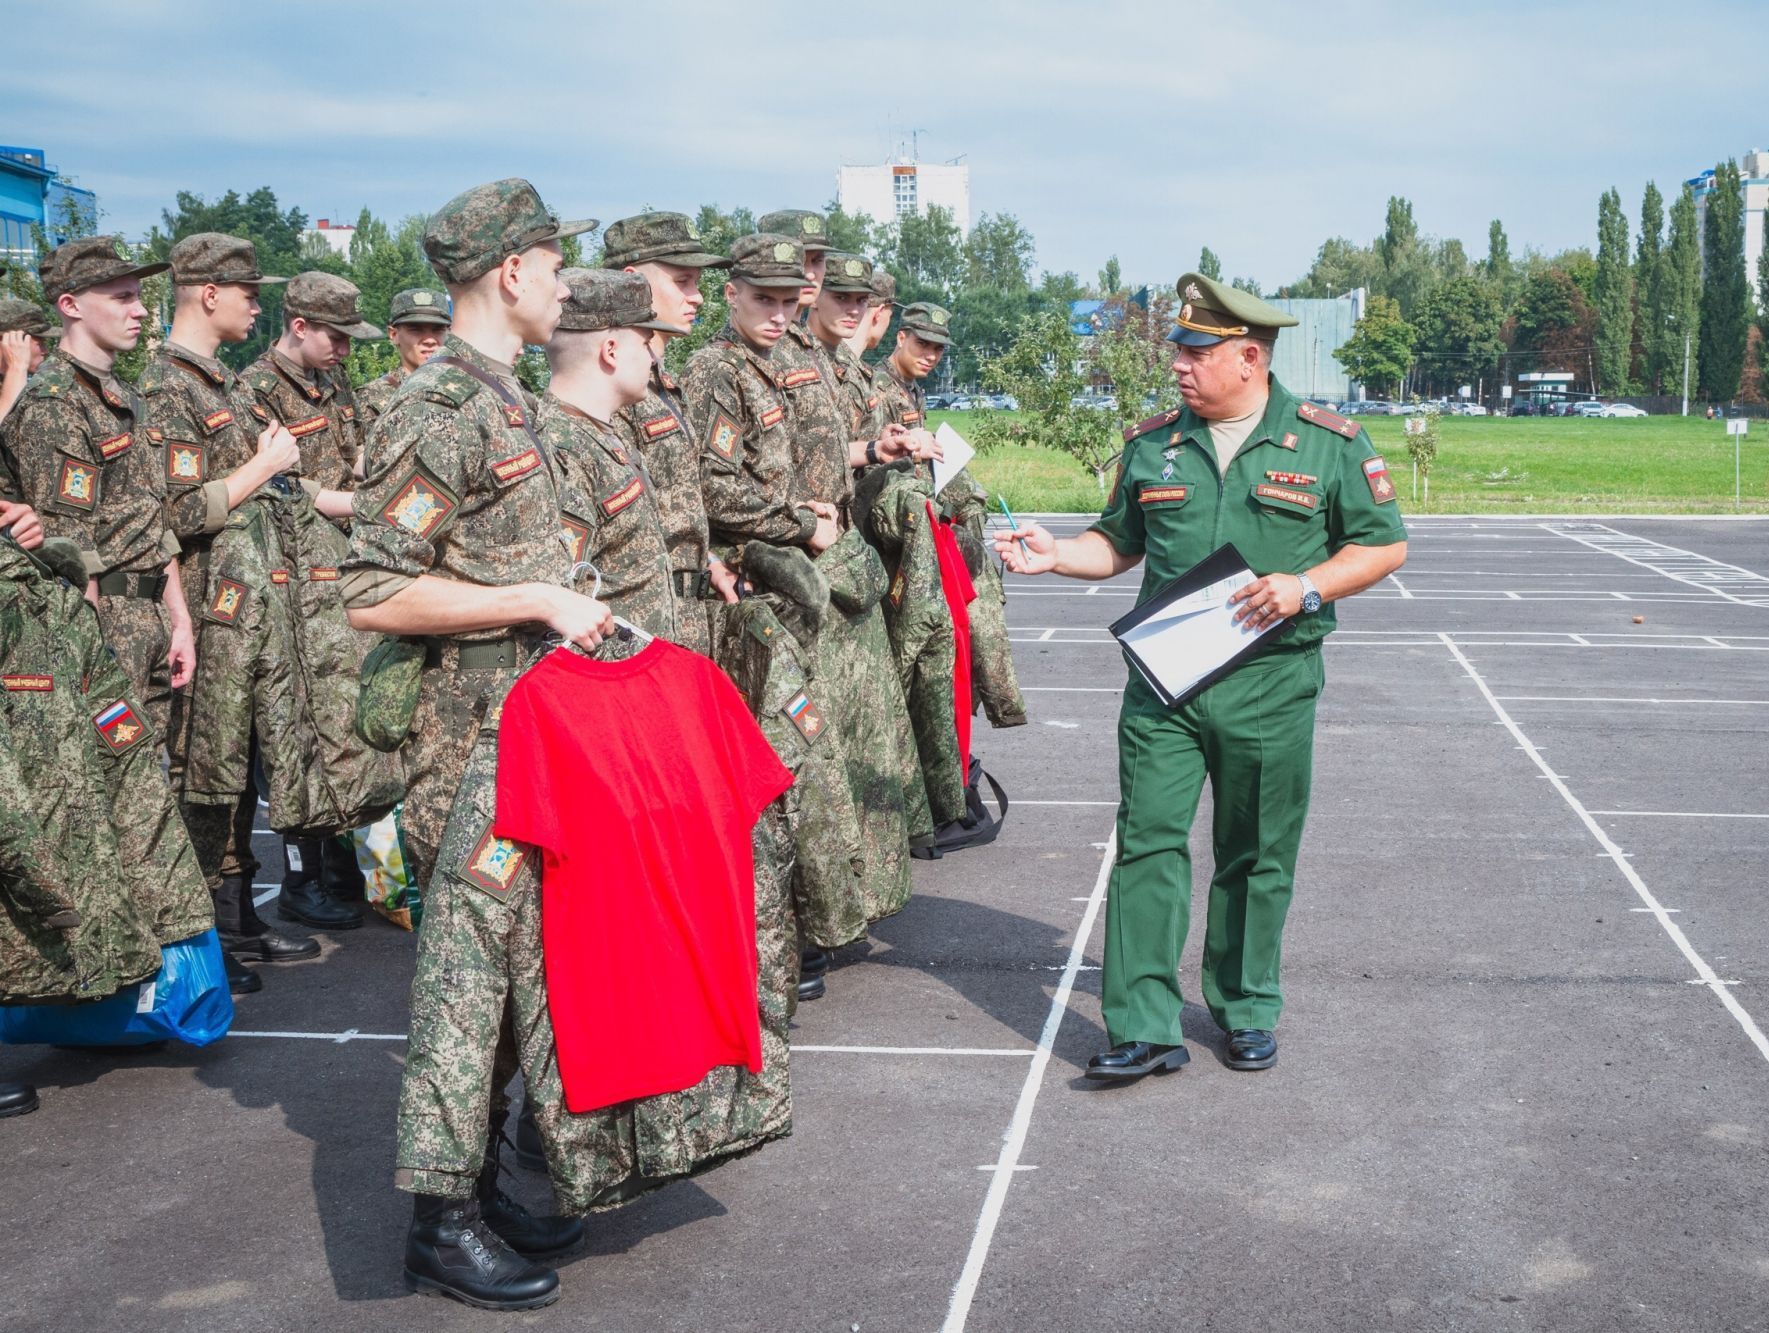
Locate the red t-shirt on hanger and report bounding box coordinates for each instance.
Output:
[495,641,793,1113]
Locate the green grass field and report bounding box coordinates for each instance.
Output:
[933,410,1769,515]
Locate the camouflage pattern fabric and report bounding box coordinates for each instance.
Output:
[422,178,597,286]
[355,366,404,432]
[855,464,966,825]
[0,538,209,1004]
[535,393,680,643]
[718,576,868,950]
[241,348,364,493]
[401,636,791,1209]
[610,359,716,656]
[827,338,885,440]
[775,326,853,517]
[684,326,818,551]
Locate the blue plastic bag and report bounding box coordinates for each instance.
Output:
[0,929,235,1048]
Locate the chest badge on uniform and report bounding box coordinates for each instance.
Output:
[784,691,825,741]
[288,414,329,438]
[1363,455,1397,503]
[1266,470,1317,486]
[92,699,147,753]
[462,824,528,897]
[57,459,97,509]
[1160,462,1175,480]
[209,578,248,623]
[167,443,207,483]
[600,477,644,517]
[382,470,457,537]
[491,448,541,483]
[709,414,741,459]
[98,432,133,460]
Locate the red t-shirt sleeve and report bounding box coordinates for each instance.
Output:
[493,655,564,855]
[704,665,793,826]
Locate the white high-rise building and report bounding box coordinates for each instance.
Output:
[837,159,970,235]
[1687,150,1769,290]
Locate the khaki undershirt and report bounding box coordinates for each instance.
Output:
[1205,400,1266,477]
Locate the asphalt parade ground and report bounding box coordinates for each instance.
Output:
[6,513,1769,1332]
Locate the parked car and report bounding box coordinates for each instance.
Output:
[1598,403,1648,418]
[985,393,1018,411]
[1509,402,1535,416]
[1571,401,1605,417]
[924,393,953,411]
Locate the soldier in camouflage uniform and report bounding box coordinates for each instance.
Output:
[0,296,60,426]
[138,233,331,989]
[537,268,683,642]
[340,178,607,1312]
[242,271,377,500]
[0,236,195,742]
[876,301,1029,730]
[601,212,739,656]
[357,287,451,434]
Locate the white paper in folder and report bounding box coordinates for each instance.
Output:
[931,423,975,494]
[1115,569,1278,700]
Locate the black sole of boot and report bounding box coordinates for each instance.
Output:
[403,1270,560,1311]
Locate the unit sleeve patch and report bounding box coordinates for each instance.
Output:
[380,466,460,539]
[1363,455,1397,503]
[166,441,208,484]
[56,457,98,510]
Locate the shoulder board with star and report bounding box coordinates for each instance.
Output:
[1296,401,1361,440]
[1123,408,1181,444]
[412,362,484,410]
[244,366,281,399]
[22,356,76,401]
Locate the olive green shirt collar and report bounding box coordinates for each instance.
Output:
[1175,377,1291,455]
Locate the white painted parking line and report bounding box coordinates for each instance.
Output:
[1545,522,1769,607]
[252,886,280,907]
[1588,810,1769,820]
[1497,696,1769,706]
[1387,571,1415,599]
[941,830,1115,1333]
[1016,800,1118,807]
[1021,686,1122,693]
[1439,632,1769,1065]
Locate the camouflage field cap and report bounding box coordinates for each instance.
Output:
[168,233,288,287]
[0,298,61,340]
[285,272,383,339]
[556,267,687,335]
[40,235,168,303]
[600,212,731,270]
[728,234,811,289]
[899,300,953,346]
[868,267,898,306]
[821,252,875,294]
[388,287,452,327]
[1166,271,1298,346]
[756,210,833,253]
[424,178,597,284]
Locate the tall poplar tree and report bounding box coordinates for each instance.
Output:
[1593,188,1634,392]
[1636,182,1670,391]
[1198,247,1222,281]
[1699,160,1749,401]
[1665,185,1703,401]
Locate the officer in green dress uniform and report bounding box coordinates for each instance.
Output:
[996,273,1408,1079]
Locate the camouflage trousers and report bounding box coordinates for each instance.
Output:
[95,593,173,742]
[899,613,965,826]
[169,692,259,888]
[396,693,795,1210]
[968,559,1027,729]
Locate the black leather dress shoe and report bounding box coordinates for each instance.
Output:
[0,1082,39,1118]
[796,974,826,1002]
[222,927,320,963]
[278,875,364,930]
[223,950,263,995]
[800,948,831,977]
[404,1196,560,1311]
[1084,1041,1189,1081]
[1225,1029,1278,1070]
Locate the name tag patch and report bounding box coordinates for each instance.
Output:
[1139,485,1189,504]
[782,368,821,388]
[601,477,644,517]
[2,675,52,692]
[202,408,234,431]
[98,432,133,460]
[270,569,290,585]
[167,443,207,483]
[209,578,248,622]
[784,691,825,741]
[1254,483,1318,510]
[93,699,147,753]
[307,567,339,581]
[57,458,97,509]
[382,469,458,538]
[462,824,529,898]
[642,415,679,439]
[760,406,785,429]
[491,448,541,483]
[287,414,329,438]
[1363,455,1397,502]
[903,411,922,425]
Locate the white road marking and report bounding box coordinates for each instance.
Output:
[1439,633,1769,1064]
[252,886,280,907]
[1021,686,1122,693]
[226,1031,1040,1056]
[1016,800,1119,807]
[1545,522,1769,607]
[1387,571,1416,599]
[940,830,1115,1333]
[1497,696,1769,705]
[1589,810,1769,820]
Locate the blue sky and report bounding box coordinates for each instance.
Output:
[4,0,1765,288]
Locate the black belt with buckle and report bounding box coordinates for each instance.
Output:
[95,571,168,600]
[423,637,521,670]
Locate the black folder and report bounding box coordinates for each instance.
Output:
[1107,543,1288,707]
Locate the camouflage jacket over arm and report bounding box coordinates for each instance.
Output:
[774,324,853,514]
[0,351,177,578]
[683,327,818,552]
[242,348,364,492]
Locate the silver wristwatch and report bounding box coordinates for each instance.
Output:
[1297,572,1322,614]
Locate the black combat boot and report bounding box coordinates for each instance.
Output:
[220,873,320,963]
[321,834,367,904]
[0,1082,39,1118]
[276,838,362,931]
[403,1194,560,1311]
[477,1127,584,1257]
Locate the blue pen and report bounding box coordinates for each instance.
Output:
[997,495,1030,560]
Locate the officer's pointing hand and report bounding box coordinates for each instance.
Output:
[540,585,615,650]
[1231,573,1303,627]
[994,521,1057,575]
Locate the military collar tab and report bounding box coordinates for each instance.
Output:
[167,342,229,383]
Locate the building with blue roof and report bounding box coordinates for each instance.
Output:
[0,145,99,269]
